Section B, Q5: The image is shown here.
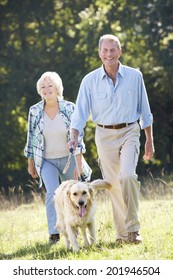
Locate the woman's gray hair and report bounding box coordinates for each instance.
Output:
[36,71,64,99]
[98,34,122,50]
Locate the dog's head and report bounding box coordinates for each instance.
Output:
[67,182,94,218]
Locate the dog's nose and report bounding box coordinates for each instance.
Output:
[78,200,84,206]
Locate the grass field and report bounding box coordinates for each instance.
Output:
[0,191,173,260]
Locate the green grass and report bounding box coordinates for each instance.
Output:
[0,194,173,260]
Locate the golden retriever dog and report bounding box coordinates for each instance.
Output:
[54,179,112,252]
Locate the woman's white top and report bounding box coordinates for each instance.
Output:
[43,111,69,159]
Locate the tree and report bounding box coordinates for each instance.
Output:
[76,0,173,176]
[0,0,173,192]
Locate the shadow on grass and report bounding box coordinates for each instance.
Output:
[0,240,124,260]
[0,242,69,260]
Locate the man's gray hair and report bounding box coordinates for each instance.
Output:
[98,34,122,50]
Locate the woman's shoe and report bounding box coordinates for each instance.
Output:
[49,233,60,244]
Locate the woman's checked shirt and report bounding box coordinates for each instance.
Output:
[24,99,90,186]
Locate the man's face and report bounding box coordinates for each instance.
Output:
[98,39,122,68]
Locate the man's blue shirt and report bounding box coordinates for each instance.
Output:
[71,63,153,134]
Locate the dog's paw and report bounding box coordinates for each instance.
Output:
[84,239,90,247]
[72,245,80,252]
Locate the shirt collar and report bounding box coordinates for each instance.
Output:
[38,100,44,110]
[100,62,124,79]
[118,62,124,78]
[58,99,66,112]
[100,65,106,79]
[37,98,64,112]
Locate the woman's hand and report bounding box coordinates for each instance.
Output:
[28,159,38,178]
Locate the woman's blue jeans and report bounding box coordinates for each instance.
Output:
[41,156,76,235]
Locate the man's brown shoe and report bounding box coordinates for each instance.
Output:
[128,232,142,244]
[116,239,123,245]
[116,238,128,245]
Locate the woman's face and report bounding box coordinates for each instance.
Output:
[40,77,58,101]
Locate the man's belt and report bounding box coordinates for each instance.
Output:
[97,122,134,129]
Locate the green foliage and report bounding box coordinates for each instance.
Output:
[0,0,173,188]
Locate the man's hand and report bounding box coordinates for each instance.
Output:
[68,128,79,150]
[143,125,155,161]
[68,139,78,150]
[143,139,155,161]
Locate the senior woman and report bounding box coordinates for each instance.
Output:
[24,71,91,243]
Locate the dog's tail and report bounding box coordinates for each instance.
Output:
[90,179,112,191]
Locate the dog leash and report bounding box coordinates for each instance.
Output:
[63,146,86,181]
[62,147,73,174]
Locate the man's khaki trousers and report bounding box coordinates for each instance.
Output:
[95,122,141,240]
